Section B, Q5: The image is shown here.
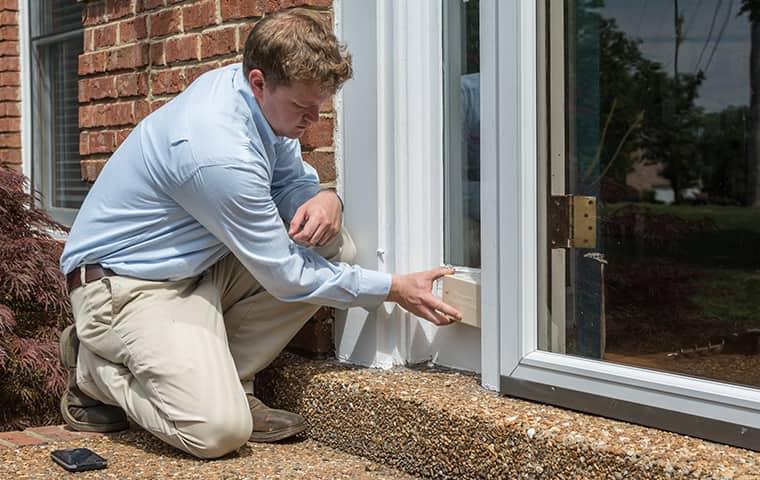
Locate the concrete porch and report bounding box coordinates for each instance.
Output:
[2,351,758,479]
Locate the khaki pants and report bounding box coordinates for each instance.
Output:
[69,230,356,459]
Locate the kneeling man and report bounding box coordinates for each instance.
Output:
[59,8,460,459]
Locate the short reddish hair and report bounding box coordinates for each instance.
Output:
[243,8,353,91]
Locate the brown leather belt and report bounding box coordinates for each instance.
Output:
[66,265,116,294]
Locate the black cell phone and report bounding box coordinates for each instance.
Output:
[50,448,107,472]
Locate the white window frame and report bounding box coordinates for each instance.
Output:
[21,0,85,226]
[336,0,484,373]
[19,1,31,183]
[493,0,760,450]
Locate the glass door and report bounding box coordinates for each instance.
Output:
[544,0,760,389]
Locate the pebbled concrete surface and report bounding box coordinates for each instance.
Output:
[255,352,760,480]
[4,351,758,479]
[0,428,418,479]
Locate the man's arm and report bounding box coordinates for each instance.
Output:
[288,190,342,247]
[270,138,343,247]
[270,139,321,224]
[171,161,389,310]
[172,152,461,324]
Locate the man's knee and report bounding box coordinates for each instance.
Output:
[180,404,252,459]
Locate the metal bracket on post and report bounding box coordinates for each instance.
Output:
[549,195,597,249]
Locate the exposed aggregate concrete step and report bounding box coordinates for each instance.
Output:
[256,352,760,480]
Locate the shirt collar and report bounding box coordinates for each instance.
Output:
[233,64,280,146]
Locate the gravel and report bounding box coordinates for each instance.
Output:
[606,352,760,388]
[0,429,417,479]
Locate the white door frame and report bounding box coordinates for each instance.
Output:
[492,0,760,451]
[336,0,483,374]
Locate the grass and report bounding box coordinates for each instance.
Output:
[601,202,760,333]
[604,202,760,234]
[602,202,760,269]
[692,268,760,328]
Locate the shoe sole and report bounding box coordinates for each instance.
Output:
[60,394,130,433]
[249,423,307,443]
[59,326,129,433]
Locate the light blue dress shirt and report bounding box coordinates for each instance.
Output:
[60,63,391,310]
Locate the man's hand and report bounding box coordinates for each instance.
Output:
[387,267,462,326]
[289,190,342,247]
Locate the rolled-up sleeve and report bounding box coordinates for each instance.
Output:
[170,159,390,311]
[270,138,321,225]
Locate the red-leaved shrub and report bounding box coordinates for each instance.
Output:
[0,168,71,431]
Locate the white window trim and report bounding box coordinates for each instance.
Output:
[19,1,32,182]
[336,0,484,373]
[492,0,760,449]
[479,0,539,388]
[23,1,85,227]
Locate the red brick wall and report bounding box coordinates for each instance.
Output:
[78,0,337,186]
[0,0,19,171]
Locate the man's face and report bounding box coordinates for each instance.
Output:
[248,69,331,139]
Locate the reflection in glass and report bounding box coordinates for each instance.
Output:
[546,0,760,388]
[444,0,480,267]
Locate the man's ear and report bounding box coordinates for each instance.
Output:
[248,69,266,100]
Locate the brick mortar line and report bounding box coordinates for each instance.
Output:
[78,95,146,104]
[79,57,244,78]
[23,430,54,443]
[86,17,269,52]
[79,124,142,131]
[0,427,104,449]
[148,60,224,70]
[77,71,149,81]
[81,42,150,55]
[80,68,148,77]
[87,22,258,49]
[79,97,149,106]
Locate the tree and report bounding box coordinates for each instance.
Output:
[740,0,760,206]
[700,106,750,203]
[637,66,706,203]
[575,5,707,202]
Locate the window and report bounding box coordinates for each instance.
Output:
[29,0,86,225]
[338,0,485,373]
[444,0,480,268]
[543,0,760,384]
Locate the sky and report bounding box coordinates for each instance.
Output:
[597,0,751,112]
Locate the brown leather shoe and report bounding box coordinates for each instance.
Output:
[247,395,306,442]
[59,325,129,433]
